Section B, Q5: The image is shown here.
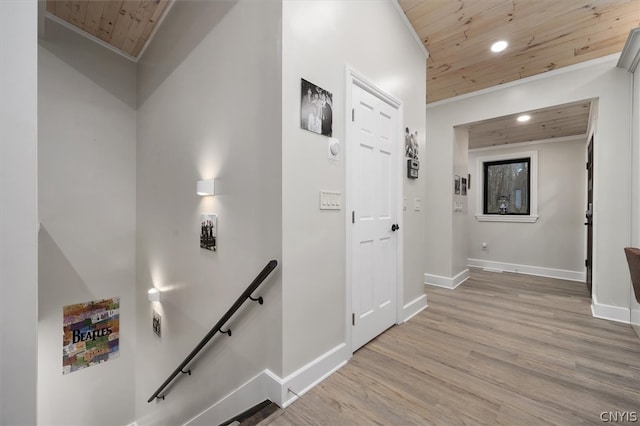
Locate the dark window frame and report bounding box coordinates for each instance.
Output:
[482,157,531,215]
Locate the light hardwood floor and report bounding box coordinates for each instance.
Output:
[262,269,640,425]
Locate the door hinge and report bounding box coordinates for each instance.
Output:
[352,108,355,122]
[352,211,355,224]
[585,259,589,267]
[586,162,589,170]
[352,313,355,326]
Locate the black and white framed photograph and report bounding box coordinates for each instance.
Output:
[300,78,333,137]
[405,127,419,159]
[200,213,217,251]
[152,309,161,338]
[461,177,467,196]
[454,175,461,195]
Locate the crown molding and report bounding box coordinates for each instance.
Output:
[617,27,640,73]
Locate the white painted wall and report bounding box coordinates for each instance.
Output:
[630,48,640,334]
[424,113,454,279]
[37,19,137,426]
[467,138,587,277]
[452,127,469,276]
[135,1,283,424]
[0,1,38,424]
[426,56,631,311]
[281,0,427,375]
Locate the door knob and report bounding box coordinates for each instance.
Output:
[391,224,399,232]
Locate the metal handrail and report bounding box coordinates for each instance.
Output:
[147,259,278,403]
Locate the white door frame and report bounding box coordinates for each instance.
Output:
[344,65,404,354]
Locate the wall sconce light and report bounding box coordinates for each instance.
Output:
[197,179,215,196]
[148,288,163,302]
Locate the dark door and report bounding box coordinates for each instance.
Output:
[586,136,594,294]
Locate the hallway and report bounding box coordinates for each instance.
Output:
[261,269,640,425]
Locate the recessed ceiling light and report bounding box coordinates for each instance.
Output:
[517,115,531,122]
[491,40,508,53]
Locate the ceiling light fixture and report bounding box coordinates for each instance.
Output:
[491,40,508,53]
[517,115,531,122]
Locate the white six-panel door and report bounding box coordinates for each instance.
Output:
[350,82,399,351]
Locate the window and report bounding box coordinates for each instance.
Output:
[475,151,538,222]
[483,157,530,215]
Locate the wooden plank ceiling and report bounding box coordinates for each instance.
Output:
[465,100,592,149]
[46,0,635,148]
[47,1,639,96]
[46,0,170,59]
[399,0,640,104]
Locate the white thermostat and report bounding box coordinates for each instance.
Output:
[328,138,340,160]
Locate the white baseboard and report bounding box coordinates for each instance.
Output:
[424,269,469,289]
[467,259,586,282]
[185,343,349,425]
[591,295,630,324]
[402,294,428,322]
[266,343,349,408]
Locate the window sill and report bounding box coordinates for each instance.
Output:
[475,215,539,223]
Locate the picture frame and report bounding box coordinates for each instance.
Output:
[153,310,161,338]
[405,127,419,160]
[200,213,217,251]
[300,78,333,137]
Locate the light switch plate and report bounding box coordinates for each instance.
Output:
[320,190,341,210]
[414,198,422,211]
